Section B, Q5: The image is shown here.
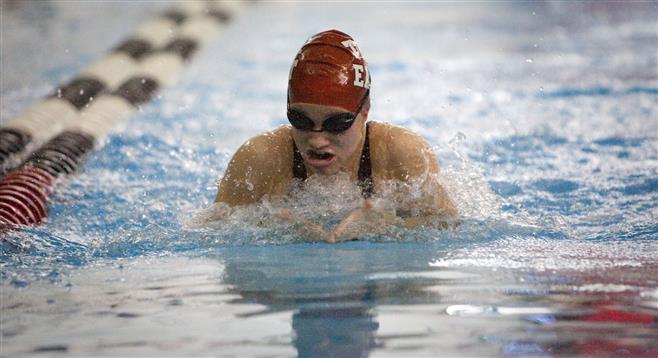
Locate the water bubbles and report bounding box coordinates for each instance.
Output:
[447,132,468,164]
[448,131,466,146]
[124,147,136,158]
[525,58,533,63]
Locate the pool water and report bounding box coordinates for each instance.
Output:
[1,1,657,356]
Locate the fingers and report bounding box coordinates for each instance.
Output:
[332,212,356,239]
[280,208,291,220]
[274,208,291,221]
[298,222,335,243]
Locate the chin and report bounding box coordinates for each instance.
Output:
[314,168,338,176]
[312,164,341,176]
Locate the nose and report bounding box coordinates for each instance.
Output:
[306,131,331,149]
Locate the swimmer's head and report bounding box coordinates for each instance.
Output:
[288,29,371,113]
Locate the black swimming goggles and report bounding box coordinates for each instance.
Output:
[287,90,370,134]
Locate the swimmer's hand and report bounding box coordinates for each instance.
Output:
[276,209,334,243]
[331,200,400,242]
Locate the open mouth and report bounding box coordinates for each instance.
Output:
[305,150,336,168]
[308,150,335,160]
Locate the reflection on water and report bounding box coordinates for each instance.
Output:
[220,244,440,357]
[215,243,657,356]
[293,306,378,357]
[1,242,656,356]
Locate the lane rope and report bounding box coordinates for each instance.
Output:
[0,0,246,231]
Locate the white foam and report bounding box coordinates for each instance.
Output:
[430,237,658,271]
[577,284,637,293]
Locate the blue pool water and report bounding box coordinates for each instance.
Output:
[1,1,657,356]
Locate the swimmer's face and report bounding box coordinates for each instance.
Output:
[290,102,367,176]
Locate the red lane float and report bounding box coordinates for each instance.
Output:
[0,207,22,226]
[0,167,55,229]
[0,186,47,219]
[0,179,49,204]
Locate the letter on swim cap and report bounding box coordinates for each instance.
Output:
[341,39,362,60]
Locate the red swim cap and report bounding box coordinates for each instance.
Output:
[288,29,370,112]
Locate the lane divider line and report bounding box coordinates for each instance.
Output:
[0,0,246,232]
[1,1,239,173]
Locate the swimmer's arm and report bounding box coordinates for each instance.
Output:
[388,128,458,228]
[276,209,334,242]
[214,135,332,241]
[395,180,459,229]
[215,135,281,207]
[331,197,457,242]
[332,129,458,240]
[332,200,401,241]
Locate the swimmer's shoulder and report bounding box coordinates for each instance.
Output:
[216,126,293,205]
[368,121,438,180]
[234,126,293,170]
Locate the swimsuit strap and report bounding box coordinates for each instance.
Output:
[292,122,374,198]
[358,123,374,198]
[292,140,307,180]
